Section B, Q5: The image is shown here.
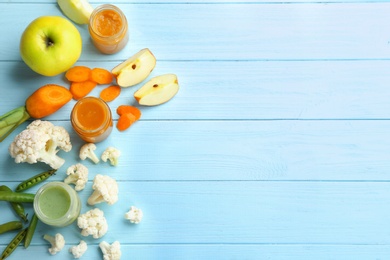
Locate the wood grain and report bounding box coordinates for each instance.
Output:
[0,0,389,259]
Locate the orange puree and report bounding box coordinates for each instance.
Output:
[93,10,123,37]
[88,4,129,54]
[71,97,113,143]
[76,99,106,130]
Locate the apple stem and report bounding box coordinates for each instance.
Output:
[0,106,31,142]
[46,38,54,47]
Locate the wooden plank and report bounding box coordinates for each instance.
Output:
[2,3,390,61]
[1,244,390,259]
[2,60,390,120]
[0,181,389,246]
[1,120,390,182]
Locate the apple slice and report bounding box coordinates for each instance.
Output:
[112,48,156,88]
[57,0,94,24]
[134,74,179,106]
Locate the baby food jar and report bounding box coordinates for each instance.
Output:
[71,96,113,143]
[34,182,81,227]
[88,4,129,54]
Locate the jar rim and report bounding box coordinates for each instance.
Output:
[33,182,80,227]
[89,4,128,40]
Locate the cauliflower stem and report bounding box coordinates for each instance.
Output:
[0,106,30,142]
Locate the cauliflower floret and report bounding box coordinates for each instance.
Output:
[101,147,121,166]
[99,241,121,260]
[43,233,65,255]
[79,143,99,164]
[77,208,108,239]
[125,206,143,224]
[69,240,88,259]
[8,120,72,169]
[87,174,118,205]
[64,163,89,191]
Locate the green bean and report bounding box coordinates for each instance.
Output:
[0,228,27,260]
[0,191,34,203]
[24,214,38,248]
[0,221,22,235]
[15,169,56,192]
[0,186,28,222]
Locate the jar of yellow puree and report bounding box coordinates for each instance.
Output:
[89,4,129,54]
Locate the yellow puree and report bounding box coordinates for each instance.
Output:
[93,10,123,36]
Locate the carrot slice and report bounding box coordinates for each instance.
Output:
[65,66,91,82]
[25,84,72,118]
[100,85,121,102]
[116,105,141,120]
[90,68,113,85]
[117,113,137,132]
[70,80,97,100]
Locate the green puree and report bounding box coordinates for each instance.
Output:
[38,186,71,219]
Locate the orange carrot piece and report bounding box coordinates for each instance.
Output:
[25,84,72,118]
[70,80,97,100]
[90,68,113,85]
[116,105,141,131]
[116,105,141,120]
[117,113,136,132]
[65,66,91,82]
[100,85,121,102]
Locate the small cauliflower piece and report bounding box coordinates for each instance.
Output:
[69,240,88,258]
[77,208,108,239]
[87,174,118,205]
[101,147,121,166]
[99,241,121,260]
[9,120,72,169]
[79,143,99,164]
[125,206,143,224]
[43,233,65,255]
[64,163,89,191]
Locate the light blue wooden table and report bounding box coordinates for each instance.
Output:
[1,0,390,259]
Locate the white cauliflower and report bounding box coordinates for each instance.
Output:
[79,143,99,164]
[87,174,118,205]
[8,120,72,169]
[125,206,143,224]
[64,163,89,191]
[69,240,88,258]
[77,208,108,239]
[99,241,121,260]
[101,147,121,166]
[43,233,65,255]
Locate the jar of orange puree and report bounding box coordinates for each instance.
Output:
[89,4,129,54]
[71,97,113,143]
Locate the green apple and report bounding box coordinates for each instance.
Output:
[20,16,82,77]
[134,74,179,106]
[112,48,156,87]
[57,0,94,24]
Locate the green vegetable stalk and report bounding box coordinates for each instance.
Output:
[0,106,30,142]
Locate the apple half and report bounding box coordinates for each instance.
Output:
[57,0,94,24]
[112,48,156,88]
[134,74,179,106]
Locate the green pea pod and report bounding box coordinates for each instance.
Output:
[0,221,22,235]
[15,169,57,192]
[0,186,28,222]
[24,214,38,248]
[0,228,27,260]
[0,191,35,203]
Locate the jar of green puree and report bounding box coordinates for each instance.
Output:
[33,182,81,227]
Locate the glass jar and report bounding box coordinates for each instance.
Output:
[71,96,113,143]
[88,4,129,54]
[34,182,81,227]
